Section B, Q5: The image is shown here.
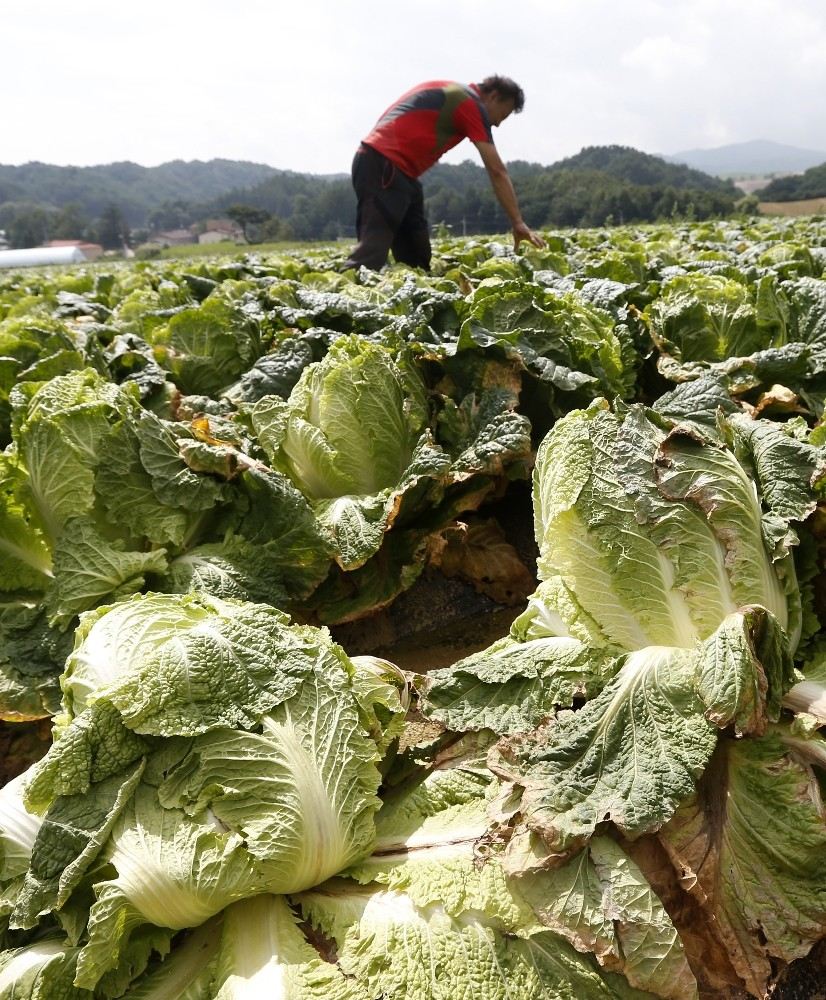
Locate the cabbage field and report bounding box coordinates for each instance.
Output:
[1,217,826,999]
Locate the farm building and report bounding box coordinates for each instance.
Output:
[197,218,243,243]
[154,229,197,247]
[43,239,104,260]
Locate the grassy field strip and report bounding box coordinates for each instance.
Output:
[759,197,826,215]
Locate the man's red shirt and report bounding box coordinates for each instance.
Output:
[362,80,493,179]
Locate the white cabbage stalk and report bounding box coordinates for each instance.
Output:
[0,770,43,879]
[0,940,68,993]
[71,646,406,993]
[102,790,260,931]
[783,680,826,725]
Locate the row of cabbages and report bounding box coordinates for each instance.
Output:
[1,218,826,997]
[0,338,535,722]
[1,386,826,998]
[2,219,826,725]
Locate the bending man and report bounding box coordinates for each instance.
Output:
[344,75,545,271]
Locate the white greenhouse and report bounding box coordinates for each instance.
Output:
[0,246,88,269]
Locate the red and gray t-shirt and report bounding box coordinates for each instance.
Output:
[362,80,493,178]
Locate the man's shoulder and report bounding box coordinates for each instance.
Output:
[403,80,474,99]
[410,79,460,89]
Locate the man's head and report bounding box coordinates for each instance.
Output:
[477,75,525,127]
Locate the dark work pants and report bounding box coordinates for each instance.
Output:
[344,144,431,271]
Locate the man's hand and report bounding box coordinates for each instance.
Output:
[475,141,546,252]
[512,220,546,250]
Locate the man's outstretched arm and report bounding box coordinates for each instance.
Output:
[474,141,546,250]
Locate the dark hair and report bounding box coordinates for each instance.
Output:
[478,75,525,113]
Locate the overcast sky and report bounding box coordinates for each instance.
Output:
[5,0,826,172]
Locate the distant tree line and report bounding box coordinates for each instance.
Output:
[423,161,738,232]
[0,160,278,228]
[205,145,740,239]
[0,201,131,251]
[0,146,746,250]
[757,162,826,202]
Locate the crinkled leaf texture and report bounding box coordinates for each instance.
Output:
[10,369,130,543]
[251,336,452,571]
[334,744,685,998]
[23,700,150,813]
[149,293,260,397]
[56,592,308,735]
[297,882,652,1000]
[658,726,826,998]
[71,655,403,989]
[134,408,232,513]
[312,432,450,571]
[291,756,665,1000]
[645,272,788,365]
[45,516,168,628]
[12,762,145,930]
[525,400,797,652]
[93,417,194,548]
[157,645,405,894]
[97,728,681,998]
[0,605,70,721]
[13,600,405,993]
[490,609,794,859]
[513,836,697,1000]
[162,464,334,605]
[71,785,278,989]
[20,592,379,832]
[436,388,532,480]
[458,279,637,403]
[422,634,619,735]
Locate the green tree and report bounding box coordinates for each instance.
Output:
[52,202,90,241]
[257,215,291,242]
[148,200,194,232]
[735,193,761,216]
[96,203,128,250]
[1,202,55,248]
[284,194,315,240]
[226,204,272,243]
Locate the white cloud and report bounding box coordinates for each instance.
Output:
[3,0,825,170]
[620,35,706,82]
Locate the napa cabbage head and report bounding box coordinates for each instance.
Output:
[9,368,134,543]
[0,937,84,999]
[68,644,407,990]
[250,336,450,570]
[293,746,697,1000]
[252,335,431,500]
[14,592,409,991]
[644,272,785,364]
[54,591,300,732]
[514,400,805,652]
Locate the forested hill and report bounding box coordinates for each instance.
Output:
[504,145,739,228]
[544,145,736,191]
[0,159,280,225]
[757,162,826,201]
[0,146,741,248]
[209,145,741,237]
